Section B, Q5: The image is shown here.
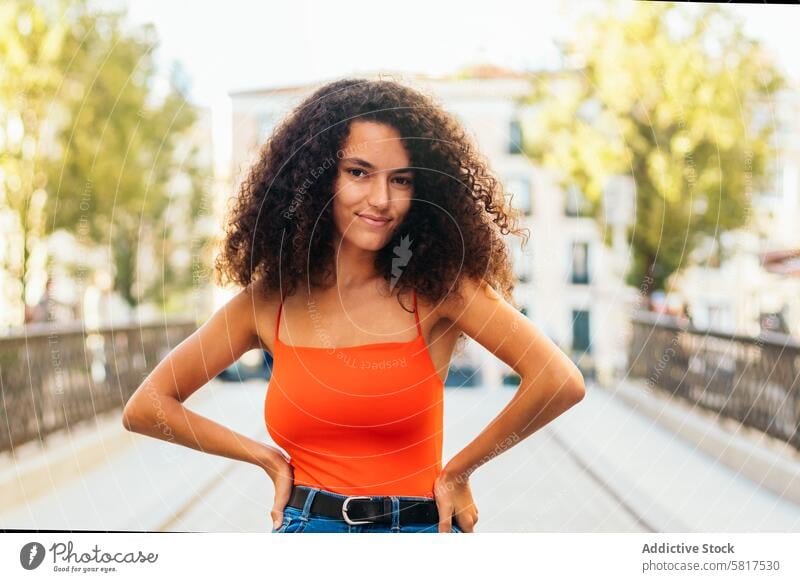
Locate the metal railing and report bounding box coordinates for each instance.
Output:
[627,310,800,451]
[0,319,196,453]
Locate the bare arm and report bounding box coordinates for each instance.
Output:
[433,275,586,531]
[121,284,283,471]
[440,275,585,480]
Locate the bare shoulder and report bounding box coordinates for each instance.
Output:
[224,280,268,317]
[433,273,585,394]
[435,274,502,325]
[211,280,282,348]
[247,279,284,352]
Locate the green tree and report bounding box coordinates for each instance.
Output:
[523,2,784,293]
[42,3,208,308]
[0,0,210,323]
[0,0,72,319]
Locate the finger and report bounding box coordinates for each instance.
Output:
[271,477,293,530]
[450,509,464,533]
[456,507,479,532]
[437,504,453,533]
[270,505,284,531]
[270,494,288,531]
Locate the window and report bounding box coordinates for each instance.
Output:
[504,176,532,215]
[572,309,591,354]
[508,119,523,154]
[571,242,589,284]
[565,185,591,217]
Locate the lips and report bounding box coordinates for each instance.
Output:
[357,213,391,227]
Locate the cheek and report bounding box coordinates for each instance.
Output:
[333,177,362,209]
[331,188,360,234]
[394,198,412,222]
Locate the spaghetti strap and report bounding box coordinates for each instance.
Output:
[275,290,285,343]
[412,289,422,338]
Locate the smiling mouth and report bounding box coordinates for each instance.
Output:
[356,213,392,227]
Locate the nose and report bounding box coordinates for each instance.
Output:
[366,173,391,208]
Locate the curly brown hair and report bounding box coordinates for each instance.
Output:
[215,77,529,343]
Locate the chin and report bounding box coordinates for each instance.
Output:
[339,231,389,252]
[356,236,389,251]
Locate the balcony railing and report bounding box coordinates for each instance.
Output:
[627,310,800,451]
[0,319,196,453]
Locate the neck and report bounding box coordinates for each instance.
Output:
[329,231,381,291]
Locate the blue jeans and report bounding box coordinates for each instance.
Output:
[271,486,463,533]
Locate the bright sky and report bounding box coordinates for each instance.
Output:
[124,0,570,107]
[123,0,800,109]
[122,0,800,176]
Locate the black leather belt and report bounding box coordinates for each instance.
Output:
[286,486,441,526]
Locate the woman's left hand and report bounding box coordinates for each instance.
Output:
[433,467,479,533]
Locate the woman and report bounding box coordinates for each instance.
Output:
[122,78,586,533]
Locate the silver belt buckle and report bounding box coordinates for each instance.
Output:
[341,496,372,525]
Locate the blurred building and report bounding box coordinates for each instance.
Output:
[224,70,635,387]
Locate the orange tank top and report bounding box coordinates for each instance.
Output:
[264,288,444,498]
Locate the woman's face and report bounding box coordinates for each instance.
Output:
[331,120,414,252]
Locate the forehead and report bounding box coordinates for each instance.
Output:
[340,120,410,167]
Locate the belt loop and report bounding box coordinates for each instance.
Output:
[390,496,400,532]
[300,487,318,522]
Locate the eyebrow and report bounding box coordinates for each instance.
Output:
[341,157,414,173]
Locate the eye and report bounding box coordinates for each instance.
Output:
[394,176,414,186]
[348,168,367,178]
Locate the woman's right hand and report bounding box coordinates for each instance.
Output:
[260,446,294,530]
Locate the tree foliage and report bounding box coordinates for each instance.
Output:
[524,2,784,292]
[1,0,210,320]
